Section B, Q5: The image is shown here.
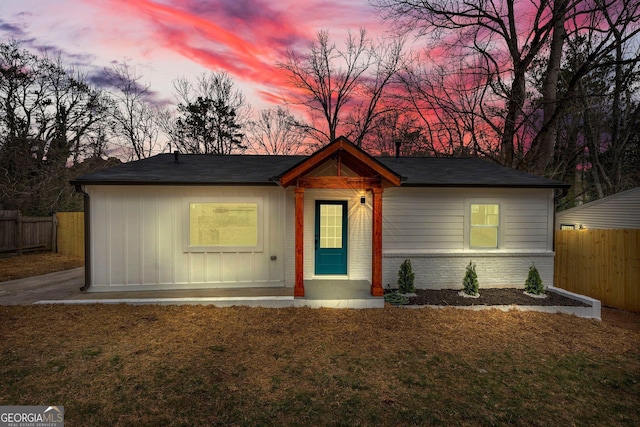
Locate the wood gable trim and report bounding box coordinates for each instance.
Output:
[297,176,382,189]
[278,136,403,188]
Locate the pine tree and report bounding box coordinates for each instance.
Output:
[462,261,479,296]
[397,259,415,294]
[525,263,544,295]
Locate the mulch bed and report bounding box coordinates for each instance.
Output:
[403,288,590,307]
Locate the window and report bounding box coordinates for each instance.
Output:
[187,201,261,251]
[470,204,499,248]
[319,203,343,249]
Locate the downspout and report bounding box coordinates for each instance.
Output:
[553,187,569,251]
[74,185,91,291]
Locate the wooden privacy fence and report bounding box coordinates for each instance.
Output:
[0,210,57,255]
[56,212,84,258]
[555,229,640,312]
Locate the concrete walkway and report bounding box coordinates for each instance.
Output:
[0,270,384,308]
[0,270,605,318]
[0,268,85,305]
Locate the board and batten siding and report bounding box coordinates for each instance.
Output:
[381,188,556,289]
[88,185,287,291]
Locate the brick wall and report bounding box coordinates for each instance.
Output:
[383,252,555,290]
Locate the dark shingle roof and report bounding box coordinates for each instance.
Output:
[71,153,568,188]
[71,154,305,186]
[377,157,567,188]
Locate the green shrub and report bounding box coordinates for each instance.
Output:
[397,259,415,294]
[462,261,479,296]
[524,263,544,295]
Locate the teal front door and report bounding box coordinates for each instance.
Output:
[315,201,348,275]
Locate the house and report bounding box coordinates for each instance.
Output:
[556,187,640,230]
[71,137,568,304]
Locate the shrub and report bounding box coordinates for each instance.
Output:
[462,261,479,296]
[524,263,544,295]
[397,259,415,294]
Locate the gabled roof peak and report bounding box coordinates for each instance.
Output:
[277,136,403,188]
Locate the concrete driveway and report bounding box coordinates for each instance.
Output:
[0,268,84,305]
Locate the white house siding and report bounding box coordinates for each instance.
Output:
[87,185,288,291]
[555,187,640,229]
[381,188,556,289]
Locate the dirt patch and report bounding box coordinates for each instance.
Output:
[406,288,589,307]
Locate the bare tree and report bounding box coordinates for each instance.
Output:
[526,0,640,175]
[104,63,160,160]
[571,30,640,198]
[278,28,407,147]
[246,106,308,155]
[366,109,429,156]
[0,40,40,144]
[397,55,500,158]
[0,41,111,214]
[37,54,110,165]
[376,0,640,176]
[375,0,566,167]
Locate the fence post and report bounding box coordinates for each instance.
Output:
[52,213,58,252]
[16,211,22,255]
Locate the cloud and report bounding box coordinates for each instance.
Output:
[86,68,118,88]
[86,65,168,107]
[0,13,99,70]
[88,0,360,104]
[3,0,383,109]
[0,19,28,39]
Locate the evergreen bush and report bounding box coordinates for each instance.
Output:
[397,259,415,294]
[462,261,479,296]
[524,263,544,295]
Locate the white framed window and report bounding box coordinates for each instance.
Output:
[469,203,500,249]
[184,198,263,252]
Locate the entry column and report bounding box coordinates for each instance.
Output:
[294,187,305,297]
[371,187,384,296]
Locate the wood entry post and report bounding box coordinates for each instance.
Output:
[294,187,305,297]
[371,187,384,296]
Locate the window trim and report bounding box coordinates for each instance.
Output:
[183,197,264,253]
[465,200,503,250]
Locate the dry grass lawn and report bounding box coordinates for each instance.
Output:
[0,305,638,426]
[0,253,639,426]
[0,252,83,282]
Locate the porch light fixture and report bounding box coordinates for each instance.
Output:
[360,196,366,205]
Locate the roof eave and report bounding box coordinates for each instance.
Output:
[69,180,281,186]
[70,181,568,189]
[399,183,570,189]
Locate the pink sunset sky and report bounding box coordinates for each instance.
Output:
[0,0,389,109]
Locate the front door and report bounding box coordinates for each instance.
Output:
[315,201,348,275]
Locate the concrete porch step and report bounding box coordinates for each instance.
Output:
[296,279,384,308]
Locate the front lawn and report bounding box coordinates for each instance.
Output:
[0,305,638,426]
[0,252,83,282]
